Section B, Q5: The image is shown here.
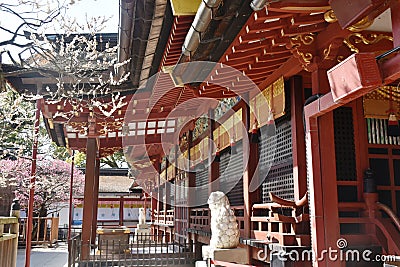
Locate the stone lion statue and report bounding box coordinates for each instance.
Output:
[138,208,146,225]
[208,191,240,249]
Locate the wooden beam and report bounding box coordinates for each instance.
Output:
[21,76,99,85]
[256,56,303,95]
[381,54,400,84]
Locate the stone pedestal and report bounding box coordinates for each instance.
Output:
[134,224,151,242]
[202,245,249,265]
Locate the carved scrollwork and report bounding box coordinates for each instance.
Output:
[97,121,124,135]
[288,34,315,67]
[347,17,374,32]
[344,33,393,53]
[290,34,315,46]
[68,122,88,134]
[324,10,337,23]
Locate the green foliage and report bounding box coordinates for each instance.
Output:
[100,150,126,168]
[66,151,86,168]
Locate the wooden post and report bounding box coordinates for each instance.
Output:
[188,130,196,207]
[91,158,100,244]
[290,76,307,200]
[67,151,75,242]
[25,98,41,267]
[242,99,260,263]
[119,196,124,226]
[208,109,219,194]
[164,160,169,225]
[353,99,369,200]
[81,138,97,260]
[10,203,20,267]
[151,193,157,223]
[306,68,341,266]
[306,113,341,267]
[155,157,161,227]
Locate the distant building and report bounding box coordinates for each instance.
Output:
[72,168,148,227]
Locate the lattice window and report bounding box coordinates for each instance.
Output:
[219,142,244,206]
[195,164,209,207]
[260,86,294,203]
[334,107,357,181]
[262,162,294,202]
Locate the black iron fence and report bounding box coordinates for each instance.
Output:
[68,232,195,266]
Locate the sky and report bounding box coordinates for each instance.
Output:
[0,0,119,63]
[66,0,119,33]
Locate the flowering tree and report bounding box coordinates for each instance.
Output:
[0,157,84,216]
[1,0,129,162]
[1,0,128,119]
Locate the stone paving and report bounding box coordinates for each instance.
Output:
[17,243,68,267]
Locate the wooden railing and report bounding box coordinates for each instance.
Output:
[19,217,59,246]
[189,206,245,236]
[153,210,174,226]
[338,193,400,255]
[251,193,310,246]
[190,208,210,233]
[0,217,19,267]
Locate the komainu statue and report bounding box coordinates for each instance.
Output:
[208,191,240,249]
[138,208,146,225]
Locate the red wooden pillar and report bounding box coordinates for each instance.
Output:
[119,196,124,226]
[208,109,219,194]
[91,158,100,244]
[67,151,75,242]
[151,193,157,223]
[290,76,307,200]
[188,130,196,207]
[81,138,98,259]
[164,160,169,224]
[242,99,260,262]
[25,99,41,267]
[353,99,369,200]
[306,67,341,266]
[155,157,161,230]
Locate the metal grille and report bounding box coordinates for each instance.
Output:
[69,233,194,266]
[366,118,400,145]
[195,164,209,207]
[260,87,294,203]
[334,107,357,181]
[219,143,244,206]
